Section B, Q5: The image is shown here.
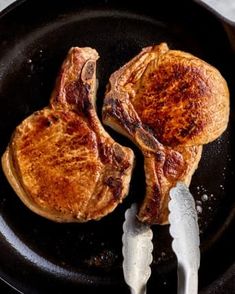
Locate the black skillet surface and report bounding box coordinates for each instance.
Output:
[0,0,235,293]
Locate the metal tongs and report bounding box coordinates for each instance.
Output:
[122,182,200,294]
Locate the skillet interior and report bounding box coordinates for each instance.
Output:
[0,0,234,293]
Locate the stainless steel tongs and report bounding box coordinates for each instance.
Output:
[122,182,200,294]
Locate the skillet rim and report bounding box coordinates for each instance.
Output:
[0,0,234,293]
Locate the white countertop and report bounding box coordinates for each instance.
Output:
[0,0,13,11]
[202,0,235,21]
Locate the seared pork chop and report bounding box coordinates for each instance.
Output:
[103,43,229,224]
[2,47,134,222]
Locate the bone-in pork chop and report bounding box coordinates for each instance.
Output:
[103,43,229,224]
[2,47,134,222]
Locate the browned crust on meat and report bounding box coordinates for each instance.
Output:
[103,42,229,224]
[50,47,98,110]
[138,145,202,224]
[2,47,134,222]
[130,50,229,147]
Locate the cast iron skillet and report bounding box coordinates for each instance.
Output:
[0,0,234,293]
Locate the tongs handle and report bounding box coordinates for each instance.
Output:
[122,204,153,294]
[178,265,198,294]
[130,285,146,294]
[169,182,200,294]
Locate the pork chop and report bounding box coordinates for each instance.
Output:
[2,47,134,222]
[103,43,229,224]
